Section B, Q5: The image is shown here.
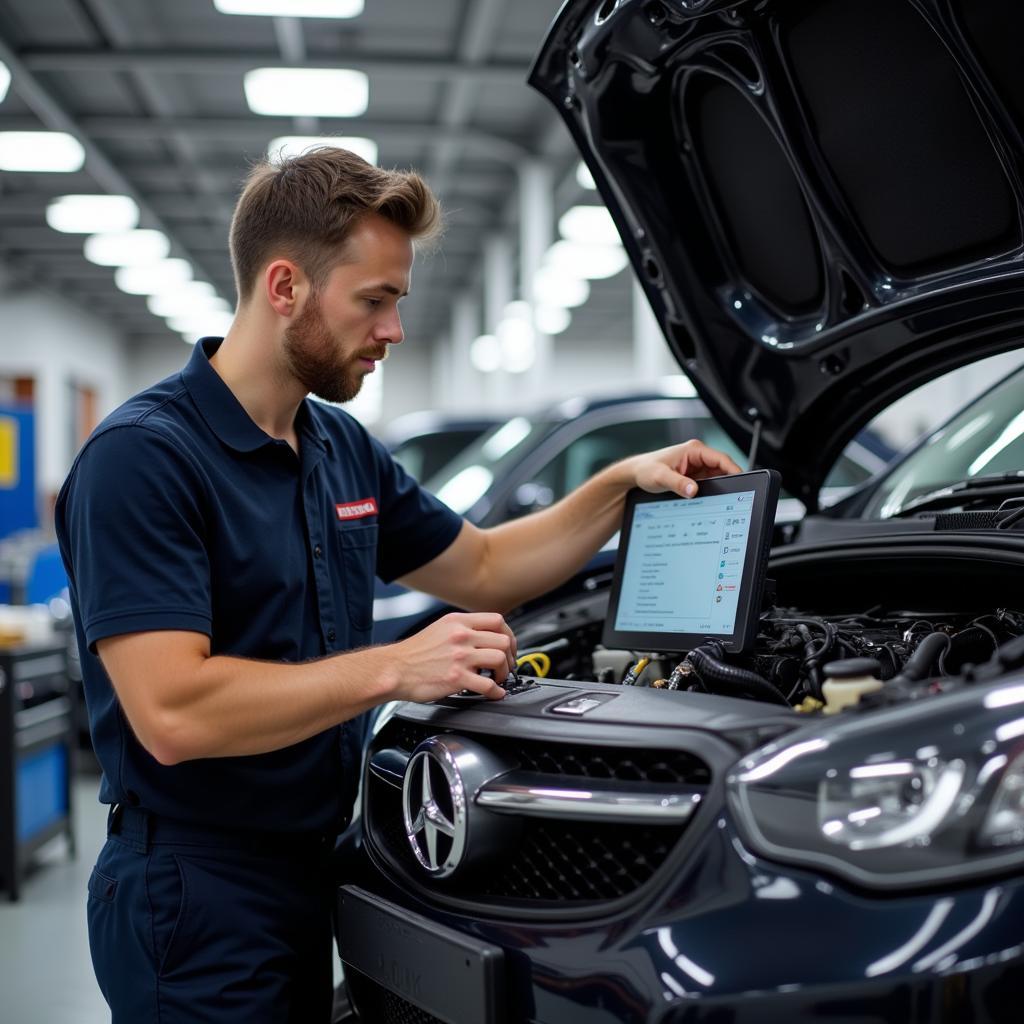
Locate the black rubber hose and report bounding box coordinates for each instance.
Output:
[892,631,950,684]
[687,647,791,707]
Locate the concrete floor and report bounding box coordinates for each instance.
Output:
[0,772,347,1022]
[0,773,110,1023]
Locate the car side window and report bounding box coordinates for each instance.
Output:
[528,418,679,506]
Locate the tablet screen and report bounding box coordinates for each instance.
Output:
[613,489,755,637]
[603,470,780,654]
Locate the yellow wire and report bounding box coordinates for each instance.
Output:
[516,651,551,677]
[633,657,651,675]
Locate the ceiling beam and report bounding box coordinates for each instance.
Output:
[76,0,236,226]
[0,115,531,163]
[0,35,225,292]
[19,48,530,85]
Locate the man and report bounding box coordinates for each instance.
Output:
[56,147,740,1022]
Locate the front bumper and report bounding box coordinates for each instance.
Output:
[335,821,1024,1024]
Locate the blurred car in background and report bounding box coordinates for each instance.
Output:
[423,377,891,525]
[372,379,894,641]
[377,411,501,483]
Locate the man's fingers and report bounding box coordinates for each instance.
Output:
[473,648,512,675]
[455,611,509,631]
[448,611,517,670]
[641,462,696,497]
[470,629,517,672]
[680,440,743,478]
[456,670,506,699]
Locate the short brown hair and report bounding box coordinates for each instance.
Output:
[229,146,442,302]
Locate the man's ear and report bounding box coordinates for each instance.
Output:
[264,259,308,319]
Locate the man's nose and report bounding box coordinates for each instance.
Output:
[377,309,404,345]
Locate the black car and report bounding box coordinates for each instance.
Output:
[372,383,891,643]
[335,2,1024,1021]
[379,411,502,484]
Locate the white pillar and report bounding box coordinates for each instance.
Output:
[444,296,478,412]
[518,160,554,400]
[430,332,452,411]
[632,277,670,382]
[483,234,513,409]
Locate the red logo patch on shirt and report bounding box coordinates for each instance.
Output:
[335,498,378,521]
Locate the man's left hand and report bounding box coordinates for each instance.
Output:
[631,439,743,499]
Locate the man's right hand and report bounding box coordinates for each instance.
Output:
[390,611,517,703]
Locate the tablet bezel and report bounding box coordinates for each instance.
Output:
[602,469,781,655]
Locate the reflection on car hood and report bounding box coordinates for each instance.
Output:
[529,0,1024,510]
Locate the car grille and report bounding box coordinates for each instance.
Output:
[345,968,444,1024]
[388,719,709,786]
[365,718,710,909]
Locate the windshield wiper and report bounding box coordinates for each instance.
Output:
[892,472,1024,518]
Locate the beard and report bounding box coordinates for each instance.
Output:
[282,295,384,404]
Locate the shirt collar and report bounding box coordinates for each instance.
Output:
[296,399,332,454]
[182,337,331,454]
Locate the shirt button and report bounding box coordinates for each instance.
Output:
[313,544,323,559]
[327,628,337,643]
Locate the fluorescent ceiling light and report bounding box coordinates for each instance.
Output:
[0,132,85,173]
[0,62,10,104]
[84,229,170,267]
[544,239,629,280]
[213,0,363,17]
[535,305,571,335]
[268,135,377,165]
[46,194,139,234]
[115,258,193,296]
[470,334,501,374]
[533,266,590,308]
[169,310,235,339]
[502,300,532,323]
[497,318,535,374]
[147,282,230,319]
[576,161,596,190]
[559,205,621,246]
[244,68,368,117]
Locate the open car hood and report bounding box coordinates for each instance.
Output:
[529,0,1024,509]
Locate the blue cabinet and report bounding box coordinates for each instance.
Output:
[0,643,75,900]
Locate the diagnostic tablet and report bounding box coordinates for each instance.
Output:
[603,469,781,654]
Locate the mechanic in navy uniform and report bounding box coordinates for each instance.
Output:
[55,147,741,1023]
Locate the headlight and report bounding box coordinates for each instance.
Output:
[727,680,1024,889]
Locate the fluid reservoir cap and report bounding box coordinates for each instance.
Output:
[822,657,881,680]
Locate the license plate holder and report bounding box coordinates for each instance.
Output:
[336,885,505,1024]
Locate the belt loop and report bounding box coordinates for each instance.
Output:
[107,803,150,853]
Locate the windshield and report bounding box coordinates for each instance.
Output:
[423,416,552,515]
[390,428,487,483]
[863,364,1024,518]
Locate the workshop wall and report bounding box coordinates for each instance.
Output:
[0,285,125,504]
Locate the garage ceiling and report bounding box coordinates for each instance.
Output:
[0,0,633,357]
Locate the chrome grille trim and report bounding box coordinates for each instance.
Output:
[369,749,703,823]
[476,771,702,822]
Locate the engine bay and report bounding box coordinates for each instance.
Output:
[508,584,1024,714]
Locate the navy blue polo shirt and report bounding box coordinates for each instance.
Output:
[55,337,463,834]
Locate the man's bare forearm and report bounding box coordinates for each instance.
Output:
[473,457,637,611]
[117,642,399,765]
[98,612,516,766]
[457,440,743,613]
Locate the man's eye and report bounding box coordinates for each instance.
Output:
[364,297,382,308]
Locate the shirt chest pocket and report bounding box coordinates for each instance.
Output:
[337,523,378,633]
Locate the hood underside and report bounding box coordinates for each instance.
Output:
[530,0,1024,507]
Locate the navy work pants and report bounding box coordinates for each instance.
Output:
[87,805,336,1023]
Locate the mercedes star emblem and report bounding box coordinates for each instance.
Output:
[402,737,468,877]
